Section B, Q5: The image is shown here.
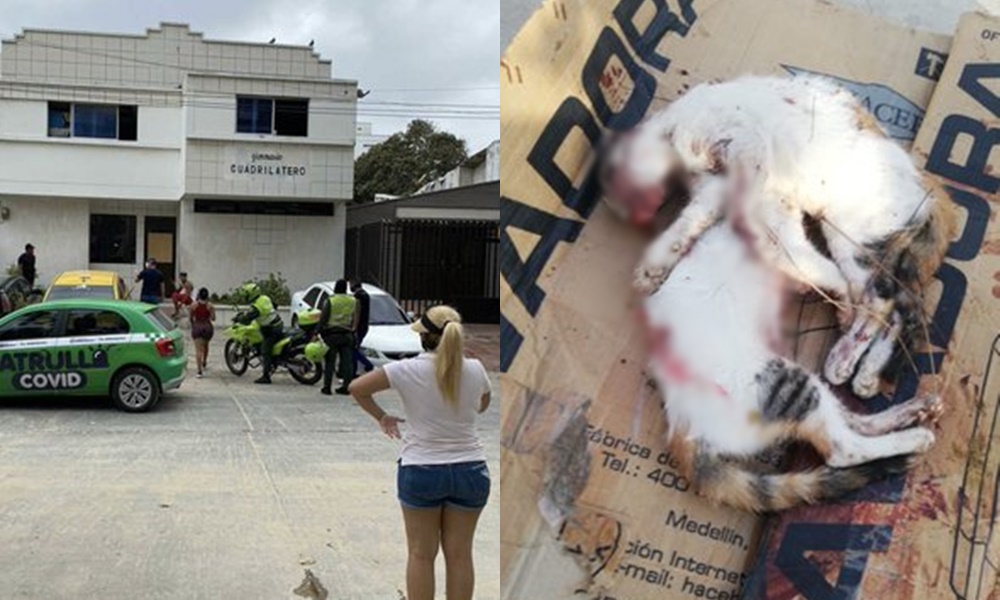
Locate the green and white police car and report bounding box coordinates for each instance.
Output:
[0,299,186,411]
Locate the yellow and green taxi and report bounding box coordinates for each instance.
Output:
[44,270,129,302]
[0,299,186,411]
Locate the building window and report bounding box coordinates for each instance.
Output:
[90,215,137,264]
[236,96,308,137]
[48,102,138,141]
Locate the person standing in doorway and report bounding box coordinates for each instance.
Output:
[17,244,36,287]
[190,287,215,378]
[348,305,492,600]
[350,278,374,374]
[135,258,166,305]
[318,279,357,395]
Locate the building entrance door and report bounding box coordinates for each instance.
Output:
[144,217,177,296]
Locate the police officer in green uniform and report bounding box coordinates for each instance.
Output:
[318,279,358,395]
[234,282,284,384]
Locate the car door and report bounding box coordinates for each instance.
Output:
[0,308,67,396]
[315,291,330,310]
[63,308,133,393]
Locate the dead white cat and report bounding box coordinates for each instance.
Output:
[604,75,954,395]
[644,222,940,512]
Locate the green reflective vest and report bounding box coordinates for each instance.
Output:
[253,295,282,328]
[326,294,356,330]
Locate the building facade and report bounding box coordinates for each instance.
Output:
[0,23,356,296]
[355,121,388,158]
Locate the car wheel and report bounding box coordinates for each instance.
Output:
[287,352,322,385]
[224,339,249,376]
[111,367,161,412]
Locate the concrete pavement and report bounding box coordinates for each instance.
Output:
[0,340,499,599]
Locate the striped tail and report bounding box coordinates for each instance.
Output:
[694,454,914,513]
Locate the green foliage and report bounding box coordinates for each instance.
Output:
[6,264,19,278]
[353,119,468,204]
[217,272,291,306]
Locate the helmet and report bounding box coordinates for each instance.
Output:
[241,282,261,300]
[305,339,328,364]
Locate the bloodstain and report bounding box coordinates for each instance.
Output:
[993,285,1000,299]
[679,69,689,76]
[982,241,1000,255]
[911,478,949,521]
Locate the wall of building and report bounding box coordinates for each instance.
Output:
[184,140,353,200]
[0,198,89,289]
[485,140,500,182]
[176,199,346,300]
[0,93,183,200]
[1,23,332,87]
[355,121,389,158]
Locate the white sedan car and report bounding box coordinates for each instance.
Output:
[290,282,423,366]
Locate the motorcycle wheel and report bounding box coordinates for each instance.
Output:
[286,352,323,385]
[224,339,250,376]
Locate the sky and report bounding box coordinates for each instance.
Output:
[0,0,500,153]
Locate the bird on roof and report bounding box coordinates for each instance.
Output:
[357,89,370,99]
[309,40,314,48]
[268,37,276,44]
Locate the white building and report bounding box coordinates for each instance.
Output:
[414,139,499,194]
[0,22,357,296]
[355,121,388,158]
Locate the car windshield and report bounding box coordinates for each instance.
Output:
[369,295,410,325]
[46,286,114,301]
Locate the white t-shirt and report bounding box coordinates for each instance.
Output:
[383,353,491,466]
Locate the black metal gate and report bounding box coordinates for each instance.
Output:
[346,219,499,323]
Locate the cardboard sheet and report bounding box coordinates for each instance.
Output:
[747,11,1000,599]
[500,0,954,598]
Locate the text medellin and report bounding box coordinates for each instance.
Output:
[665,510,746,549]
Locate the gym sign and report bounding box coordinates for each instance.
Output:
[226,150,307,179]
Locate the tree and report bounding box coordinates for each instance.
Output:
[353,119,467,204]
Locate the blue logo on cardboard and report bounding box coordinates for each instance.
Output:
[782,65,924,143]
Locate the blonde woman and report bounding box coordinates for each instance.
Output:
[348,305,492,600]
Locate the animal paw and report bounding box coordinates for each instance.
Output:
[823,341,855,386]
[909,427,936,454]
[851,372,881,399]
[634,264,670,295]
[914,395,944,426]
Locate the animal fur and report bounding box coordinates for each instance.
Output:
[645,222,940,513]
[601,75,957,396]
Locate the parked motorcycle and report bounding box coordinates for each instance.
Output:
[224,309,322,385]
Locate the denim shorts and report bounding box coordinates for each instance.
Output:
[397,460,491,511]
